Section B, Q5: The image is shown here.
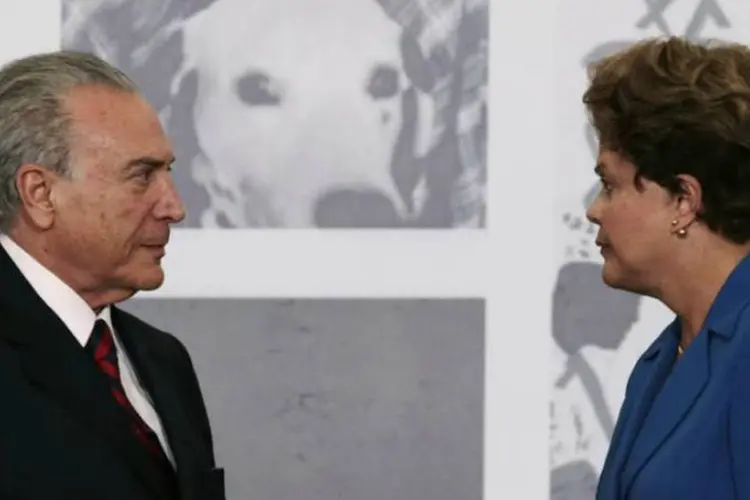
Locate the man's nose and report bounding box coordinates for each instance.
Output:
[156,176,186,223]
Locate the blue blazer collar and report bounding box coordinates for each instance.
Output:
[619,322,708,496]
[613,252,750,496]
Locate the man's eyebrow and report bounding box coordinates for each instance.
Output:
[126,156,176,169]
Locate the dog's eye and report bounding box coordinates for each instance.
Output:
[236,71,282,106]
[366,64,400,100]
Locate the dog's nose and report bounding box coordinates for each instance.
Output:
[314,188,401,227]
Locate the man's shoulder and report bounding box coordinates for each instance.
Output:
[111,306,188,356]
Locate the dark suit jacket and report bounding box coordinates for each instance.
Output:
[0,246,225,500]
[597,252,750,499]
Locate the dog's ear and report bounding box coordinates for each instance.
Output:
[411,85,436,159]
[399,30,434,93]
[398,31,436,159]
[61,0,217,113]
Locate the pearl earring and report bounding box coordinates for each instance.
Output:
[678,228,687,236]
[672,220,687,237]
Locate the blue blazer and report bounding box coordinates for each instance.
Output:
[597,254,750,500]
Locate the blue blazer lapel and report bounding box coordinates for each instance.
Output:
[596,325,676,499]
[620,326,711,495]
[596,392,636,499]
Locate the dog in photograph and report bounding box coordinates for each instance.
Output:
[63,0,437,227]
[178,0,437,227]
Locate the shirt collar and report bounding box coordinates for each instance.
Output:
[0,234,112,346]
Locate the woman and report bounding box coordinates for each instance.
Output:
[584,36,750,499]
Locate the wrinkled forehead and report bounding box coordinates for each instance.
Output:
[65,85,169,154]
[182,0,403,81]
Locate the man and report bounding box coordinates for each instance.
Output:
[0,51,224,500]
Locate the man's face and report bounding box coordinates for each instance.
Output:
[48,84,185,298]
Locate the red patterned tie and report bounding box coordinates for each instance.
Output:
[86,319,173,467]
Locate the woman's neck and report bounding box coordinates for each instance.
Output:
[657,241,750,347]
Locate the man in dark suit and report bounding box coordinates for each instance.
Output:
[0,51,224,500]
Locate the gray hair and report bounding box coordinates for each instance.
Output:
[0,50,139,231]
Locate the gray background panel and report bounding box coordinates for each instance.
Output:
[121,298,484,500]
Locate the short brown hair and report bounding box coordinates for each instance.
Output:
[583,36,750,244]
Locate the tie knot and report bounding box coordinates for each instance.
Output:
[86,319,117,365]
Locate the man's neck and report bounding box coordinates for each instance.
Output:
[4,227,129,310]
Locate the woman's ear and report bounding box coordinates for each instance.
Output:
[674,173,703,223]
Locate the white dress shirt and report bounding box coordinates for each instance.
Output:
[0,234,175,466]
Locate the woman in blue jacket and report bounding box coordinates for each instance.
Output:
[584,36,750,499]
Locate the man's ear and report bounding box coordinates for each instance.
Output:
[15,163,58,230]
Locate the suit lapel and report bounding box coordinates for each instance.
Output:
[620,328,710,495]
[592,322,678,499]
[596,397,631,499]
[113,307,212,500]
[0,248,175,500]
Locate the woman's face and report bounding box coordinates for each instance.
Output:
[586,149,678,295]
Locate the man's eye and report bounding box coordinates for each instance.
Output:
[134,167,156,182]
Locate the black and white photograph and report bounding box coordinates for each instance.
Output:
[61,0,488,228]
[120,298,485,499]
